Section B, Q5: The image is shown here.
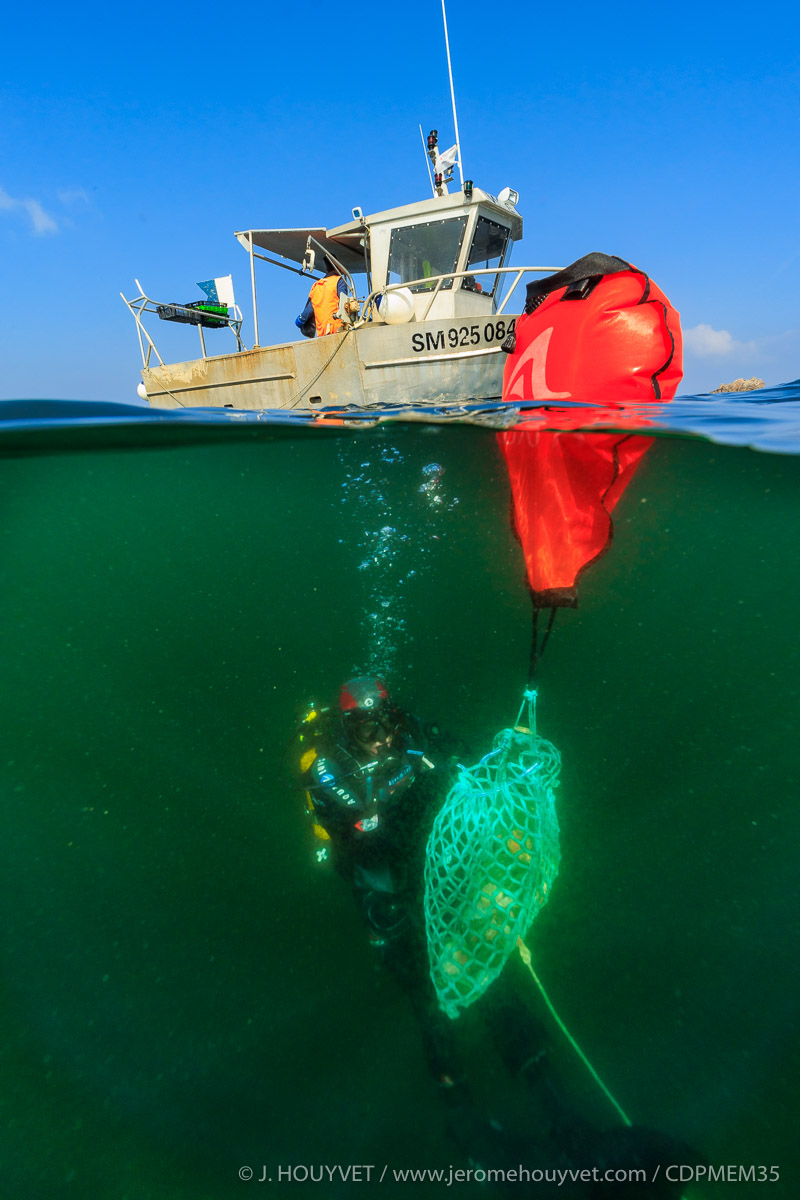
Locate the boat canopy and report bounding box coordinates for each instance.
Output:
[234,228,367,274]
[236,187,525,335]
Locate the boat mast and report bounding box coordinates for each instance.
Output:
[441,0,464,188]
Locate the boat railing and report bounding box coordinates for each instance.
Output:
[358,264,563,326]
[120,280,245,368]
[122,264,564,368]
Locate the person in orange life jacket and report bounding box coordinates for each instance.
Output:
[295,257,348,338]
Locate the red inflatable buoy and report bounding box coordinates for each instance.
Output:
[502,252,683,405]
[498,255,682,608]
[498,429,653,608]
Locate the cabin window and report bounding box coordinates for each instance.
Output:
[386,217,467,292]
[462,216,510,296]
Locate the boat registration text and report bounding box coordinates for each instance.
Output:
[410,318,517,354]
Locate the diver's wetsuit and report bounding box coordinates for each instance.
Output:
[303,709,430,886]
[303,710,463,1082]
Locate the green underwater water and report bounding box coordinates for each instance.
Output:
[0,426,798,1200]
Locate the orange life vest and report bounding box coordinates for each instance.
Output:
[309,275,344,337]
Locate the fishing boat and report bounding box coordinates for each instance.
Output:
[119,0,568,415]
[121,138,563,414]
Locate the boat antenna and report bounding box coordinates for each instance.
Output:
[419,123,436,196]
[441,0,464,188]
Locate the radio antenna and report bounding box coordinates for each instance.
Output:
[441,0,464,187]
[419,123,436,196]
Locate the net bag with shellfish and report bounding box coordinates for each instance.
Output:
[424,690,561,1018]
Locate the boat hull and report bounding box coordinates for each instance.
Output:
[141,315,519,410]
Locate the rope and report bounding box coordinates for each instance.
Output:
[528,606,557,684]
[287,325,355,410]
[511,682,627,1127]
[517,944,690,1200]
[153,381,188,408]
[516,937,632,1127]
[514,687,537,738]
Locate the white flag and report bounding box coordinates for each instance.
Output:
[197,274,235,306]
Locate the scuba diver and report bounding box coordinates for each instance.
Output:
[296,678,693,1196]
[299,677,464,1090]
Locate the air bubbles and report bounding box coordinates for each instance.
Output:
[419,462,459,511]
[335,439,459,677]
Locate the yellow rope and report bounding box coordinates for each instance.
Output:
[516,943,692,1199]
[516,937,632,1127]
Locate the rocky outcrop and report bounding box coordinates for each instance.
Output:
[711,377,765,393]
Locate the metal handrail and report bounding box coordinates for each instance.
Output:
[121,280,245,368]
[357,264,563,326]
[122,263,565,369]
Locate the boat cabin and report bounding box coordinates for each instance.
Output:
[235,185,523,342]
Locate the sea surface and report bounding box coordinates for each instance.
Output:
[1,383,798,1199]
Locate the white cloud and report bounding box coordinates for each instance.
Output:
[684,323,757,358]
[0,185,58,235]
[24,198,58,234]
[58,187,90,210]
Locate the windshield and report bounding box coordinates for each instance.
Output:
[386,217,468,292]
[462,216,510,296]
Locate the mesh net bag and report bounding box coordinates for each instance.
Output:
[424,692,561,1018]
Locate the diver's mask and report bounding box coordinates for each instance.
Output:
[348,713,397,758]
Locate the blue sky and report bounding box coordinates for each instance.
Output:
[1,0,798,401]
